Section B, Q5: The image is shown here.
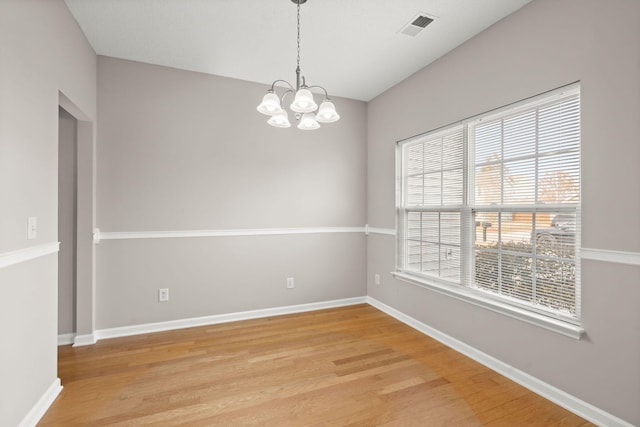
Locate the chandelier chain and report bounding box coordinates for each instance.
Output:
[296,1,301,69]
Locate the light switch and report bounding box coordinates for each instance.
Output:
[27,216,37,240]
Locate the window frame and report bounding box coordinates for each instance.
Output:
[394,83,584,339]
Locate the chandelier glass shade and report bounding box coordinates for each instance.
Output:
[267,110,291,128]
[256,0,340,130]
[256,93,283,115]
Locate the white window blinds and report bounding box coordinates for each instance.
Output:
[397,84,581,323]
[399,125,466,283]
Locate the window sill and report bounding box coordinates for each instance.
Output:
[391,271,584,340]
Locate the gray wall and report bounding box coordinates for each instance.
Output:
[95,57,367,328]
[0,0,96,425]
[3,0,638,425]
[366,0,640,424]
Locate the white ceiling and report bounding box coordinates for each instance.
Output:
[65,0,531,102]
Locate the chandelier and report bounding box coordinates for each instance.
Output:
[256,0,340,130]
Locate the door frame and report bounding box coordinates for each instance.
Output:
[59,92,96,345]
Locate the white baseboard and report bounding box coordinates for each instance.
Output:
[57,333,76,346]
[17,378,62,427]
[65,295,632,425]
[366,297,634,427]
[72,333,97,347]
[94,296,367,341]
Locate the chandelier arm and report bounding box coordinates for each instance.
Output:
[305,85,331,100]
[269,79,296,92]
[279,89,295,104]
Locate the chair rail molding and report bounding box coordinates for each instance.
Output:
[96,226,366,241]
[365,225,396,236]
[0,242,60,270]
[581,247,640,266]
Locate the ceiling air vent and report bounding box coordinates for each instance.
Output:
[399,13,434,37]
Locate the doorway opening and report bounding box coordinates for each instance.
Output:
[58,107,78,339]
[58,91,96,346]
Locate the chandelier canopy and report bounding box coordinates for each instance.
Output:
[257,0,340,130]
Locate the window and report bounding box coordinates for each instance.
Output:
[396,84,581,335]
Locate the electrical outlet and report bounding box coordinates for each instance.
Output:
[374,274,381,285]
[286,277,295,289]
[158,288,169,302]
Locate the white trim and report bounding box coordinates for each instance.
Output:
[97,226,366,241]
[58,333,76,346]
[73,333,97,347]
[391,271,584,339]
[366,226,396,236]
[0,242,60,270]
[17,378,62,427]
[582,248,640,267]
[366,297,634,427]
[93,297,366,341]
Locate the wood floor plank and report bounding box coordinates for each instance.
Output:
[39,304,592,426]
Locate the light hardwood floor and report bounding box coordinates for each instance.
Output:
[40,304,592,426]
